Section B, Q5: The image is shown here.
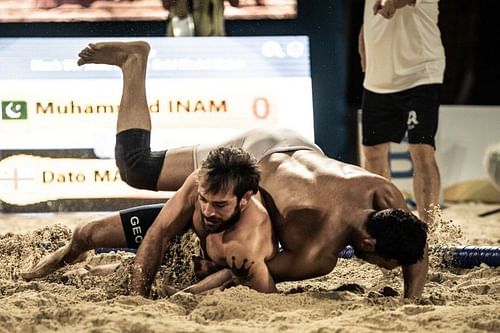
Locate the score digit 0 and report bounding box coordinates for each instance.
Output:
[252,97,270,119]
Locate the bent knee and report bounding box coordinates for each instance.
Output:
[71,223,96,250]
[115,129,166,190]
[115,149,166,190]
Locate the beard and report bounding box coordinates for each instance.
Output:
[201,206,241,234]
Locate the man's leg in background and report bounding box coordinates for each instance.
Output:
[410,144,441,224]
[362,143,391,179]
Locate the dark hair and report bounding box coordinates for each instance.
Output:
[366,208,428,265]
[198,146,260,200]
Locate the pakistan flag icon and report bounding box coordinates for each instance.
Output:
[2,101,28,120]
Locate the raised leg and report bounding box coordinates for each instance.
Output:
[78,41,151,132]
[77,41,195,191]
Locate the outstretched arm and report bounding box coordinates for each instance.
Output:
[178,268,233,295]
[167,257,277,296]
[130,174,197,297]
[374,182,429,298]
[403,243,428,298]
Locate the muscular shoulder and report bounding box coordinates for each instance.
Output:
[176,170,199,205]
[373,179,408,210]
[250,198,272,223]
[241,199,273,233]
[225,200,275,257]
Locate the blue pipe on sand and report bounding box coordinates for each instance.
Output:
[338,245,500,268]
[96,245,500,269]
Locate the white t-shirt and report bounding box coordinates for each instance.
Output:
[363,0,445,93]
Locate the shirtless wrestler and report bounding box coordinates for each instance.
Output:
[22,146,278,297]
[72,40,428,298]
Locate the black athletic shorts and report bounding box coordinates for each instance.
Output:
[119,203,164,249]
[361,84,441,148]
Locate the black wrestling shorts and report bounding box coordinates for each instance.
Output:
[361,84,441,148]
[119,203,164,249]
[115,128,167,190]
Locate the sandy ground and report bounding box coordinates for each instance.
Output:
[0,203,499,333]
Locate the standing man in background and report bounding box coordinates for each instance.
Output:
[358,0,445,224]
[162,0,239,37]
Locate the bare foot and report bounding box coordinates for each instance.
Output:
[77,41,150,67]
[21,247,68,281]
[21,248,90,281]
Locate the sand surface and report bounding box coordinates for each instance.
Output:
[0,203,499,333]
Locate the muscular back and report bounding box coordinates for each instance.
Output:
[260,149,406,218]
[258,150,406,281]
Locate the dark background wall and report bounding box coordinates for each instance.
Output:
[1,0,499,164]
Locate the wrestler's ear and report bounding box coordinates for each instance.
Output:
[360,238,376,252]
[239,191,253,207]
